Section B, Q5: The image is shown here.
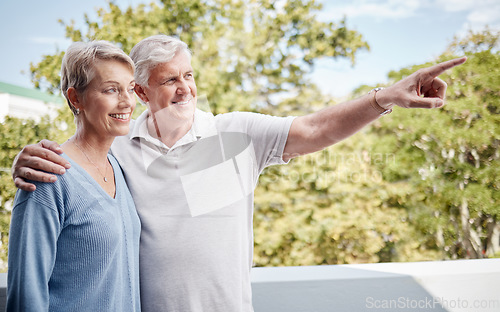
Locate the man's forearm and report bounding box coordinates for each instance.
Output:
[284,91,384,159]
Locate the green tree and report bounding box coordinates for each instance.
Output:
[254,29,499,266]
[0,101,77,271]
[367,28,500,260]
[254,131,440,266]
[9,0,369,269]
[10,1,498,268]
[30,0,368,115]
[0,114,59,270]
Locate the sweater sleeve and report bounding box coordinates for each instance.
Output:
[6,192,61,312]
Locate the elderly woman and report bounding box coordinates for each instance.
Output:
[6,41,140,311]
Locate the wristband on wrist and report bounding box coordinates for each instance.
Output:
[368,87,392,116]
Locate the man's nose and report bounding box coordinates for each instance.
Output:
[176,79,190,94]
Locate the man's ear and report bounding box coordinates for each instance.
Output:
[67,87,82,111]
[134,84,149,103]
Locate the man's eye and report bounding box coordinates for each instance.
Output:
[163,79,175,85]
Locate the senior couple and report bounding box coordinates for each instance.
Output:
[8,34,466,311]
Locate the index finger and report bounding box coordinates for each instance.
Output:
[39,139,64,155]
[425,56,467,78]
[35,140,70,169]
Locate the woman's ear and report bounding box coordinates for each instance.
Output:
[67,87,82,111]
[134,84,149,103]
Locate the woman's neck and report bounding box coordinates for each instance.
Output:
[62,131,113,163]
[62,130,116,197]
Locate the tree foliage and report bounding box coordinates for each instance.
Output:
[366,28,500,260]
[253,29,499,266]
[0,109,75,269]
[4,0,368,271]
[1,1,497,271]
[30,0,368,115]
[254,132,442,266]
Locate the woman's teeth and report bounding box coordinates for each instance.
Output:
[109,113,129,120]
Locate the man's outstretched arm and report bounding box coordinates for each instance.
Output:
[283,57,467,161]
[12,57,467,189]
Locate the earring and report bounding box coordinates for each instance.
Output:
[75,108,80,115]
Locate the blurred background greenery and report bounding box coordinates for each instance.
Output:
[0,0,498,271]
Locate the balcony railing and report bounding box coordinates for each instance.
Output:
[251,259,500,312]
[0,259,498,311]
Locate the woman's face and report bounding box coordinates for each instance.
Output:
[138,52,197,124]
[78,59,136,138]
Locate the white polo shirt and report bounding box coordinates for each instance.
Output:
[111,108,294,312]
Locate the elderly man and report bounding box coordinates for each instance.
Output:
[12,35,466,311]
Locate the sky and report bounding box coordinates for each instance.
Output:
[0,0,499,98]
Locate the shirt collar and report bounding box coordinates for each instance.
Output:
[129,109,149,141]
[129,108,218,148]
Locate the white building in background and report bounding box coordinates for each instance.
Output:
[0,81,64,122]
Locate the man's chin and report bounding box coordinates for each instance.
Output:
[152,104,195,123]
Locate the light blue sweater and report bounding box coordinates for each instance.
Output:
[7,154,141,312]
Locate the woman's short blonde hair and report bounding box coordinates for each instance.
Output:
[60,41,135,116]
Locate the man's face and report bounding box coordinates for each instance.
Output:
[139,51,197,123]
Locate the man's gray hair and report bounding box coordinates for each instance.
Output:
[60,41,135,116]
[129,35,192,86]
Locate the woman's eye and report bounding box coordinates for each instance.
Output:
[128,87,135,94]
[105,88,117,93]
